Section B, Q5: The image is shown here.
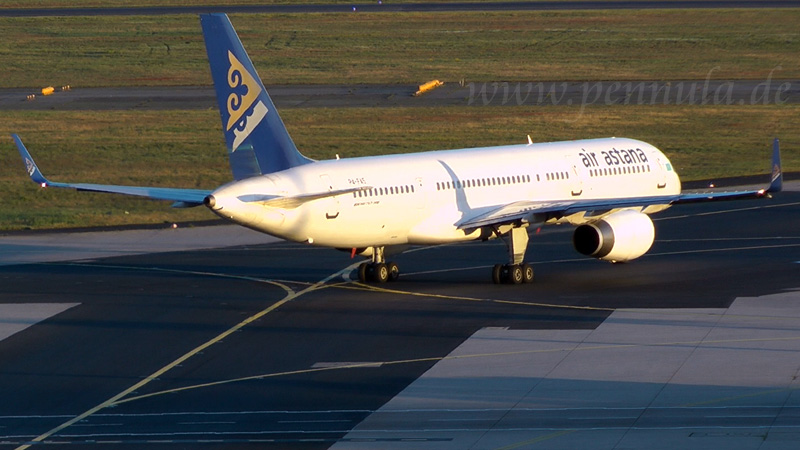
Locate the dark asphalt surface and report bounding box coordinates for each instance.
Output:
[2,79,797,111]
[2,2,798,446]
[3,1,800,17]
[0,191,798,448]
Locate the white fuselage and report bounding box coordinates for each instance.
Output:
[207,137,681,249]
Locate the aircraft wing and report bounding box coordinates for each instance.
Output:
[456,196,678,229]
[12,134,211,207]
[458,138,782,230]
[457,190,771,230]
[673,138,783,204]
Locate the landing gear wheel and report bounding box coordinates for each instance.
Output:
[387,262,400,281]
[373,263,389,283]
[509,264,524,284]
[492,264,503,284]
[491,263,533,285]
[357,263,369,283]
[522,263,534,283]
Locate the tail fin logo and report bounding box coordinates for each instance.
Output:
[225,51,268,151]
[25,158,36,176]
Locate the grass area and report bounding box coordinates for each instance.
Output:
[1,9,798,88]
[0,8,796,230]
[0,0,726,7]
[1,104,796,231]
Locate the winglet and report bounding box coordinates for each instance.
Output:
[11,134,51,187]
[768,137,782,193]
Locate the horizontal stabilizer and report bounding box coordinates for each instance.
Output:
[12,134,211,206]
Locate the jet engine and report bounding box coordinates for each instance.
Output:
[572,210,655,263]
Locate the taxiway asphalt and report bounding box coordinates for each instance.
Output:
[0,184,798,449]
[2,80,798,111]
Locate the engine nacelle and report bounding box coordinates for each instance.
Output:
[573,210,655,263]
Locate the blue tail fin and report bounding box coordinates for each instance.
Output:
[200,14,312,180]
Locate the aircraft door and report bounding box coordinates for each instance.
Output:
[654,158,668,189]
[415,177,425,210]
[566,157,583,196]
[319,174,339,219]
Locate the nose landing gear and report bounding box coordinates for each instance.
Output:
[358,261,400,283]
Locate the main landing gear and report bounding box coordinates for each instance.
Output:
[492,226,535,285]
[492,263,534,284]
[356,246,400,283]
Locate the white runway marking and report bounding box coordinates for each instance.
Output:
[312,362,385,369]
[0,225,278,266]
[0,303,78,342]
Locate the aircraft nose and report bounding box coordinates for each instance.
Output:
[203,195,217,209]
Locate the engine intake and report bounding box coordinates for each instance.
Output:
[573,210,655,263]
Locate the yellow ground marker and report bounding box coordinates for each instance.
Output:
[414,79,443,96]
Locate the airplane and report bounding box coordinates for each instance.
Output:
[12,13,783,285]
